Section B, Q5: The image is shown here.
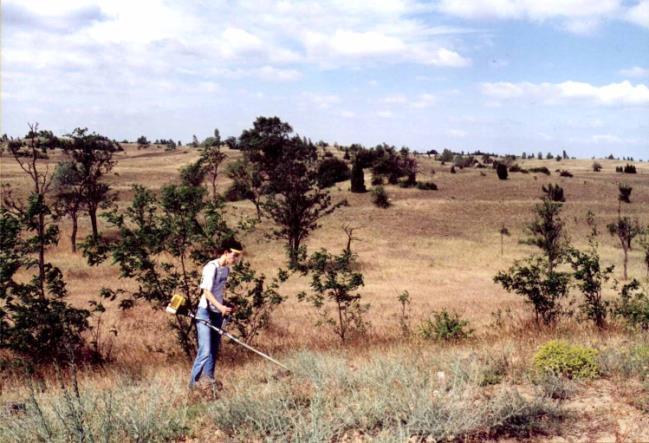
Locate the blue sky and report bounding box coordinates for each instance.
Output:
[2,0,648,159]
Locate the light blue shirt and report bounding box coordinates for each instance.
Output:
[198,260,229,312]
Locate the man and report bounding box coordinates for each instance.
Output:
[189,239,242,389]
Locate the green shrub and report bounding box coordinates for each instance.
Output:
[371,186,390,208]
[416,181,438,190]
[496,163,508,180]
[418,309,473,341]
[317,157,350,188]
[612,279,649,330]
[529,167,551,175]
[534,340,599,379]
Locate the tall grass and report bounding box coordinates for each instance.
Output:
[0,371,190,442]
[208,349,564,441]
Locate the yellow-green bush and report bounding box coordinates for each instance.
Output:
[533,340,599,379]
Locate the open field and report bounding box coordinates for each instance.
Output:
[2,145,649,441]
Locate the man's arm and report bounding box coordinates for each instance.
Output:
[203,289,232,315]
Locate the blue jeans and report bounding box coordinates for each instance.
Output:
[189,307,223,387]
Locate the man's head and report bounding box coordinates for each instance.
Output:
[219,239,243,266]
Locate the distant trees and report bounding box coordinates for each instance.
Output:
[136,135,150,148]
[62,128,121,241]
[52,161,85,251]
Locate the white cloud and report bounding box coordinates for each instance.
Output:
[437,0,648,32]
[591,134,624,143]
[411,93,436,108]
[339,110,356,118]
[377,110,394,118]
[481,80,649,106]
[302,92,341,109]
[256,66,302,82]
[627,0,649,28]
[437,0,620,20]
[381,94,409,104]
[448,129,467,137]
[619,66,649,78]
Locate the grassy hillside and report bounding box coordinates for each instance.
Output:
[1,145,648,441]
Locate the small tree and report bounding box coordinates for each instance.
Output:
[1,124,90,362]
[542,183,565,202]
[523,198,567,272]
[350,156,366,193]
[566,212,613,328]
[199,145,227,200]
[87,182,272,356]
[52,161,86,252]
[298,239,368,343]
[494,186,570,325]
[618,183,632,203]
[225,158,264,220]
[607,216,641,280]
[494,257,570,325]
[239,117,341,268]
[222,262,287,344]
[496,163,508,180]
[62,128,120,241]
[612,279,649,330]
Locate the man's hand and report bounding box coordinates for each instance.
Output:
[219,304,233,315]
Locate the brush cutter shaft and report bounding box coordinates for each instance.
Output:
[190,314,289,371]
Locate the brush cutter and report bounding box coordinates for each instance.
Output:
[165,294,290,371]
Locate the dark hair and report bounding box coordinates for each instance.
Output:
[218,238,243,255]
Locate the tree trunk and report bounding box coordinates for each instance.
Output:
[623,248,628,280]
[70,213,78,253]
[89,205,99,240]
[37,212,46,298]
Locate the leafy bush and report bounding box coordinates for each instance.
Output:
[418,309,473,341]
[496,163,508,180]
[509,164,527,173]
[618,183,632,203]
[317,157,350,188]
[612,279,649,330]
[298,245,368,343]
[541,183,565,202]
[371,186,390,208]
[416,181,438,190]
[529,167,551,175]
[534,340,599,379]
